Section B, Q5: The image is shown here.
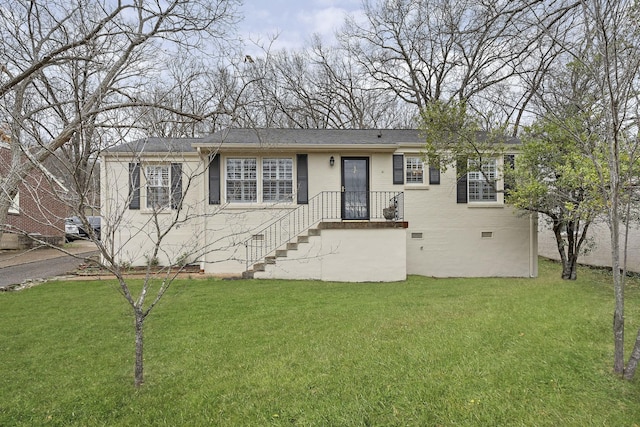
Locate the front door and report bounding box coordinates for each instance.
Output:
[342,157,369,220]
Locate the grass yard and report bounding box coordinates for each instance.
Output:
[2,259,640,426]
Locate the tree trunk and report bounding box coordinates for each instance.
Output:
[612,230,625,375]
[564,254,578,280]
[0,191,13,243]
[553,220,575,280]
[559,252,578,280]
[134,310,145,388]
[609,180,625,375]
[561,261,573,280]
[623,329,640,380]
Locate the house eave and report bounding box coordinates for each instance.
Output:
[192,143,400,153]
[101,151,200,159]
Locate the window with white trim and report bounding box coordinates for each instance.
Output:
[146,165,170,208]
[262,158,293,202]
[225,157,295,203]
[468,158,497,202]
[226,158,257,202]
[405,156,424,184]
[8,192,19,214]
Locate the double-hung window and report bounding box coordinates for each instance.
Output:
[146,165,170,208]
[226,158,257,202]
[405,156,424,184]
[225,157,293,203]
[262,158,293,202]
[129,163,181,210]
[468,158,497,202]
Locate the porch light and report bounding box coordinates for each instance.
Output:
[330,156,335,166]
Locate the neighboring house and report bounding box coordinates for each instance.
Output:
[538,219,640,273]
[43,154,101,217]
[100,129,538,282]
[0,144,68,249]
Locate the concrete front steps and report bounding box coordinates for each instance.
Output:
[242,228,321,279]
[243,221,408,282]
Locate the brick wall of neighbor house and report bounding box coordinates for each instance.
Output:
[0,148,67,249]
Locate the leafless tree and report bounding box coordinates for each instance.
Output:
[30,136,305,388]
[0,0,244,388]
[534,0,640,379]
[44,141,216,388]
[307,37,413,129]
[338,0,572,131]
[134,55,251,138]
[235,36,412,129]
[96,143,208,388]
[579,0,640,380]
[0,0,241,244]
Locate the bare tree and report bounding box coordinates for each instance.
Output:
[0,0,240,244]
[534,0,640,378]
[36,140,218,388]
[307,37,413,129]
[578,0,640,380]
[97,142,207,388]
[0,1,244,387]
[339,0,549,121]
[37,137,299,388]
[235,35,412,129]
[134,55,250,138]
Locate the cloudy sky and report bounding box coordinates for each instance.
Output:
[239,0,364,53]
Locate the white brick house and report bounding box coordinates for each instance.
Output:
[100,128,538,281]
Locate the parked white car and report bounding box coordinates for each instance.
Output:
[65,217,81,242]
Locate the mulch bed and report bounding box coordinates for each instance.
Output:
[74,262,202,277]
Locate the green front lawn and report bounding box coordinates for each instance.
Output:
[1,259,640,426]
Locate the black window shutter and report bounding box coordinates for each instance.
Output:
[456,157,468,204]
[504,154,515,194]
[393,154,404,184]
[129,162,140,210]
[171,163,182,210]
[208,154,220,205]
[297,154,308,204]
[429,165,440,185]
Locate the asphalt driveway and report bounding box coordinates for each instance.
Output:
[0,241,98,290]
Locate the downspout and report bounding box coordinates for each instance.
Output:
[529,213,538,277]
[200,149,207,274]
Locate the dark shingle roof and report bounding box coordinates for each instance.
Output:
[200,128,423,146]
[104,128,519,155]
[106,137,203,154]
[199,128,519,147]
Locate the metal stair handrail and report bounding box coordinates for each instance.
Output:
[244,191,404,272]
